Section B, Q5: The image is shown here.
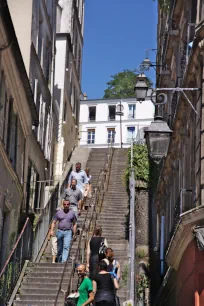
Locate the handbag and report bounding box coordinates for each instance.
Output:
[65,292,79,306]
[98,238,107,260]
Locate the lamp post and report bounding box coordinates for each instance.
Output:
[134,73,201,162]
[116,101,124,148]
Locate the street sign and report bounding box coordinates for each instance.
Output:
[115,111,124,116]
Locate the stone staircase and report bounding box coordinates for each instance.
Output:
[13,148,110,306]
[12,148,130,305]
[97,148,129,304]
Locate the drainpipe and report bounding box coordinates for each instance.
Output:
[129,138,136,305]
[48,0,57,174]
[160,215,165,276]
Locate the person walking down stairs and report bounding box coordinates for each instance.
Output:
[93,261,119,306]
[68,162,88,199]
[63,178,83,235]
[76,264,94,306]
[103,248,120,281]
[49,206,61,263]
[50,199,76,263]
[86,227,108,280]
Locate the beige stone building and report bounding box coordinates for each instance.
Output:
[153,0,204,305]
[0,0,85,267]
[0,0,58,265]
[0,2,40,265]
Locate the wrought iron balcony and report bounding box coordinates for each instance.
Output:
[88,117,96,122]
[108,116,116,121]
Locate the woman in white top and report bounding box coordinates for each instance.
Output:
[84,168,92,198]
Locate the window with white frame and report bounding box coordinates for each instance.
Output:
[128,104,136,119]
[108,105,116,121]
[88,106,96,121]
[127,127,135,142]
[107,128,115,144]
[87,129,95,144]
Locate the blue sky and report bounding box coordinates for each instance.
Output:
[82,0,158,99]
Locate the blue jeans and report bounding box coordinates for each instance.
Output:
[56,229,72,263]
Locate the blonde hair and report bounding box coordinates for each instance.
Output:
[85,168,90,174]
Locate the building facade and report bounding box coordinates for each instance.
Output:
[79,96,154,148]
[7,0,58,213]
[0,2,40,265]
[54,0,84,179]
[153,0,204,305]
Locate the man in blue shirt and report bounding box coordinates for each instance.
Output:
[50,199,76,263]
[68,162,88,197]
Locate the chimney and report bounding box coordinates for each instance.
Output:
[84,92,88,100]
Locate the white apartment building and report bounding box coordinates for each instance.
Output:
[79,95,155,148]
[54,0,85,179]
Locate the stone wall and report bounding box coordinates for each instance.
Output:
[135,189,149,249]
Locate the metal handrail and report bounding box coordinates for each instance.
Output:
[54,144,114,305]
[0,217,33,305]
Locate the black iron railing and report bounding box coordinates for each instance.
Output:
[0,218,33,306]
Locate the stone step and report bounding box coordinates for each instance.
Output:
[27,266,73,273]
[14,301,63,306]
[20,282,69,290]
[15,294,64,302]
[24,272,72,278]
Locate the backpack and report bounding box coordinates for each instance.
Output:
[65,292,79,306]
[104,259,119,280]
[98,238,107,260]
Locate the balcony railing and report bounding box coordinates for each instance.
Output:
[88,117,96,122]
[128,114,135,119]
[107,137,115,144]
[108,116,116,121]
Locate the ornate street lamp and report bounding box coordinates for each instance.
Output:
[116,102,124,148]
[134,74,148,102]
[144,119,172,163]
[141,57,151,71]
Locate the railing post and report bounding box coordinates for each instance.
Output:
[129,139,136,305]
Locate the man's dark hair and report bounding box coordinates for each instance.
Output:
[98,260,108,271]
[63,199,70,203]
[75,162,81,166]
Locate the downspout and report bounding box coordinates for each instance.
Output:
[160,215,165,276]
[48,0,57,182]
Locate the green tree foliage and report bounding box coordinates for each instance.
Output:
[103,69,152,99]
[153,0,170,11]
[125,144,149,189]
[125,143,160,191]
